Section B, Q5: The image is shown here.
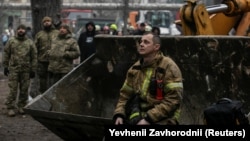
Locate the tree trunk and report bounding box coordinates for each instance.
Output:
[30,0,62,36]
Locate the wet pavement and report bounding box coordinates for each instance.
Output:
[0,51,63,141]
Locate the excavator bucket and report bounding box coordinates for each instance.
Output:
[24,35,250,140]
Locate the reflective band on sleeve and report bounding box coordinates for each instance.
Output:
[129,112,140,119]
[173,109,180,120]
[164,82,183,92]
[121,83,134,94]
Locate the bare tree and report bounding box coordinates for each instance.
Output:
[31,0,62,35]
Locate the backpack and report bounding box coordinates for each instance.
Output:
[203,98,249,125]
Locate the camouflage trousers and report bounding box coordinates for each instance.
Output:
[5,71,30,109]
[48,72,67,88]
[37,61,49,94]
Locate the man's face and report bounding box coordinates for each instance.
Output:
[140,25,146,31]
[87,24,94,31]
[138,34,158,56]
[17,28,26,36]
[43,20,52,27]
[59,26,68,35]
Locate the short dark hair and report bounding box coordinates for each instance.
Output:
[140,22,146,27]
[143,32,161,45]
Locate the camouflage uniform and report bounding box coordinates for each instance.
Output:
[34,17,59,94]
[113,52,183,125]
[3,33,37,110]
[48,26,80,86]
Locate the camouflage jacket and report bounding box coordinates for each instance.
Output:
[113,52,183,124]
[48,33,80,73]
[34,28,59,62]
[3,36,37,72]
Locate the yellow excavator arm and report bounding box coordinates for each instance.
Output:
[179,0,250,35]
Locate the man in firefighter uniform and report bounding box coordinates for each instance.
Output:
[3,24,37,117]
[113,32,183,125]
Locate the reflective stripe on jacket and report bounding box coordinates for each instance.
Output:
[114,52,183,124]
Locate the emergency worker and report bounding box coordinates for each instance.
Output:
[95,25,101,34]
[127,26,135,35]
[145,25,152,32]
[34,16,59,95]
[3,24,37,117]
[47,24,80,87]
[103,25,110,34]
[109,24,118,35]
[113,32,183,125]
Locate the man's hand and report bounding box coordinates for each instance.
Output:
[137,119,150,125]
[4,68,9,76]
[115,117,124,125]
[63,51,70,58]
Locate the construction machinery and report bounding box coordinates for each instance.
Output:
[179,0,250,35]
[24,0,250,140]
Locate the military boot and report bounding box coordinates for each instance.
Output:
[18,108,25,115]
[8,109,16,117]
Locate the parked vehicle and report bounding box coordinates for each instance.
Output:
[128,10,180,35]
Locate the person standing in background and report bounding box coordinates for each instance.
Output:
[151,26,161,35]
[109,24,118,35]
[2,30,9,46]
[3,24,37,117]
[47,24,80,86]
[77,21,96,62]
[26,26,33,40]
[34,16,59,96]
[102,25,110,34]
[133,22,146,35]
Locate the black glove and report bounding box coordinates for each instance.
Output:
[29,71,35,78]
[125,94,142,125]
[4,68,9,76]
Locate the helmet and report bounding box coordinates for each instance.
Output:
[110,24,117,30]
[103,25,109,31]
[95,25,101,31]
[128,26,135,31]
[145,25,152,31]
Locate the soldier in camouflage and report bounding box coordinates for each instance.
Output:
[34,16,59,95]
[47,24,80,86]
[113,32,183,125]
[3,24,37,117]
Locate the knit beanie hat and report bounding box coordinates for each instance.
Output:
[42,16,52,23]
[17,24,26,30]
